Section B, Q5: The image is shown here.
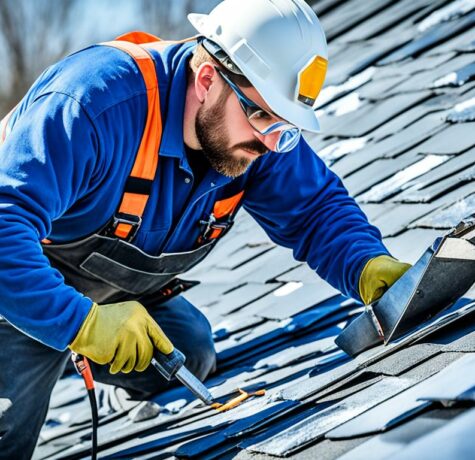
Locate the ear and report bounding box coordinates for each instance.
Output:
[194,63,217,103]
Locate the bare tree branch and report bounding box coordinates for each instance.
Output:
[0,0,80,116]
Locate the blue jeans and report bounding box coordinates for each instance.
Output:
[0,295,216,459]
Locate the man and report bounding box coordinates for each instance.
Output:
[0,0,410,456]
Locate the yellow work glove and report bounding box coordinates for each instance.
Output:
[69,301,174,374]
[359,255,412,305]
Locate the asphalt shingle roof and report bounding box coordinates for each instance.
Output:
[35,1,475,458]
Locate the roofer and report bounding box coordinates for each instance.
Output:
[0,0,411,456]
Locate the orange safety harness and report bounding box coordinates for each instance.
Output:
[98,32,244,244]
[0,31,245,245]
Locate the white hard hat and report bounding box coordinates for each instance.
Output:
[188,0,328,132]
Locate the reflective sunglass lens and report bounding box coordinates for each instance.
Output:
[275,129,301,153]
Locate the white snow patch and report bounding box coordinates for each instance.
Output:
[315,67,375,109]
[418,0,475,32]
[319,137,368,162]
[359,155,451,202]
[273,282,303,297]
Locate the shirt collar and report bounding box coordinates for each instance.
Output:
[155,41,233,187]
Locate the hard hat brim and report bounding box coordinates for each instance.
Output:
[188,13,322,133]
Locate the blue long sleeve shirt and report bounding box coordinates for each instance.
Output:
[0,41,390,350]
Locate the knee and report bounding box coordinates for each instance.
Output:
[163,297,216,380]
[145,295,216,381]
[177,309,216,380]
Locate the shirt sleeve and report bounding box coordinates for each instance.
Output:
[243,137,391,300]
[0,92,98,350]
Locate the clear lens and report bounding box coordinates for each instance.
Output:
[216,67,301,153]
[247,110,279,133]
[275,127,301,152]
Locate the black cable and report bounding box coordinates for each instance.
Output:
[71,353,98,460]
[86,388,98,460]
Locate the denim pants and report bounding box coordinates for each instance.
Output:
[0,295,216,460]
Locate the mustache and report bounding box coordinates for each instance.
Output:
[234,140,268,156]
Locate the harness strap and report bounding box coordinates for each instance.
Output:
[101,33,196,241]
[199,191,245,243]
[101,38,162,240]
[2,31,244,246]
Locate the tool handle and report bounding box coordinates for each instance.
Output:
[151,348,186,381]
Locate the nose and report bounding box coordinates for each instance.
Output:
[253,131,279,152]
[253,131,266,144]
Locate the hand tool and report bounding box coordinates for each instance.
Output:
[336,215,475,357]
[151,348,214,405]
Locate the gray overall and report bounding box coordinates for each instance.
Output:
[0,196,238,458]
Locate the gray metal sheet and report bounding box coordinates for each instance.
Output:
[376,233,475,343]
[321,0,394,41]
[246,377,415,456]
[415,123,475,154]
[343,151,421,197]
[369,105,439,143]
[251,283,340,320]
[336,413,449,460]
[379,11,475,64]
[399,148,475,195]
[326,353,466,439]
[320,91,432,138]
[336,0,432,43]
[355,299,475,370]
[389,408,475,460]
[433,62,475,88]
[442,329,475,352]
[417,353,475,403]
[396,166,475,204]
[412,193,475,229]
[371,203,441,238]
[334,309,384,357]
[205,283,280,318]
[365,344,442,376]
[357,154,452,203]
[384,53,475,96]
[383,229,444,265]
[278,359,360,402]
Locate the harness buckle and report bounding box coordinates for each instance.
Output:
[110,212,142,241]
[199,213,234,243]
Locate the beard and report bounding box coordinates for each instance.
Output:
[195,91,268,178]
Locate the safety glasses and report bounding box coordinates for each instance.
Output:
[215,67,301,153]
